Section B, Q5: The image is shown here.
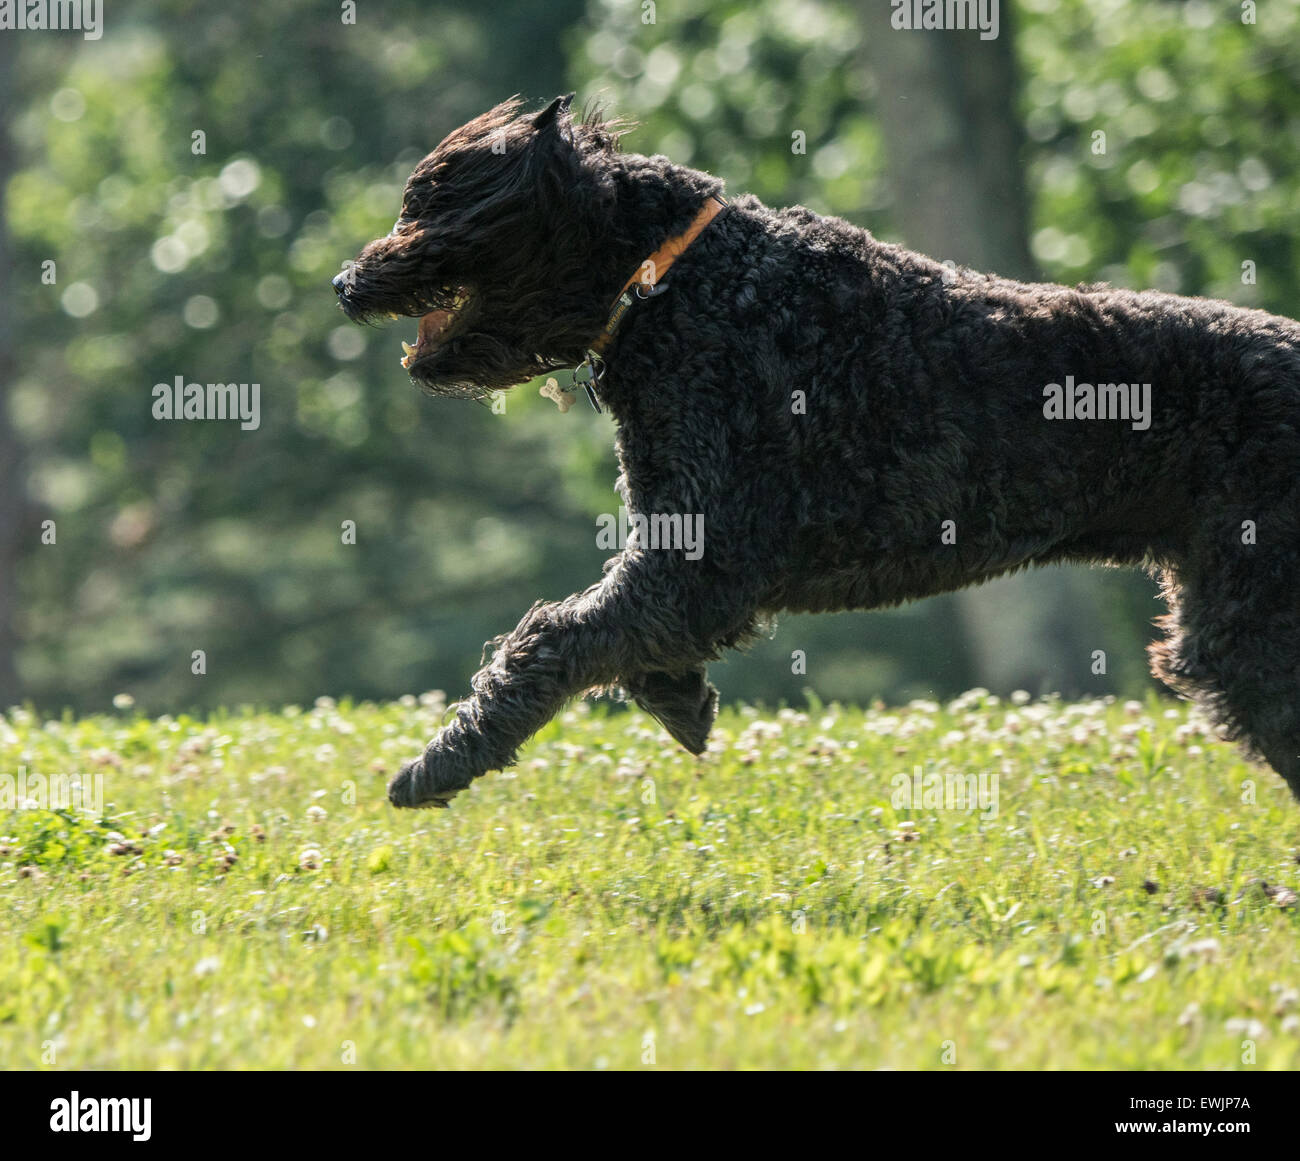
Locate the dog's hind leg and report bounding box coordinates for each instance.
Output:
[622,665,719,755]
[1150,526,1300,798]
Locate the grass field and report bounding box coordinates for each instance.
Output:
[2,689,1298,1070]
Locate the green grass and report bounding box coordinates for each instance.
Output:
[1,690,1298,1070]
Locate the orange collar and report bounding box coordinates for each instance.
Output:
[589,195,727,356]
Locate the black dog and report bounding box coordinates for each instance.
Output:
[334,95,1300,808]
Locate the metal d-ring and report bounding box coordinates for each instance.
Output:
[634,280,670,300]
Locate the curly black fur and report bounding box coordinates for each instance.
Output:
[335,97,1300,809]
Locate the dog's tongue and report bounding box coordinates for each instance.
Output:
[401,309,455,369]
[418,309,453,346]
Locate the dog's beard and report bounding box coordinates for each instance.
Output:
[384,288,555,398]
[405,332,570,400]
[338,249,610,398]
[396,292,594,398]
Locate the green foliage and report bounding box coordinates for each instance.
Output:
[573,0,882,216]
[1017,0,1300,307]
[8,0,595,714]
[1,693,1297,1068]
[7,0,1300,717]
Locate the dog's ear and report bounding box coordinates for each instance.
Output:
[533,93,575,131]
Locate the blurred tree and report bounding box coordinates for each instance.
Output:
[575,0,1300,705]
[7,0,594,714]
[0,32,22,706]
[860,2,1121,698]
[574,0,980,707]
[3,0,1298,715]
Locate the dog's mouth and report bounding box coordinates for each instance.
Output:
[398,287,472,370]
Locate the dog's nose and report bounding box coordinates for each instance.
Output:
[332,271,349,295]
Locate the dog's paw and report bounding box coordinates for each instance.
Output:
[387,748,474,810]
[627,667,718,756]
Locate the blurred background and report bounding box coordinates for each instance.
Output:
[2,0,1297,716]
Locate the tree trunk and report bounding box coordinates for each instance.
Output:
[859,11,1102,695]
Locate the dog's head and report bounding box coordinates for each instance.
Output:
[332,95,629,398]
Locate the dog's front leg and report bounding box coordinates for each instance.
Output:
[388,554,719,808]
